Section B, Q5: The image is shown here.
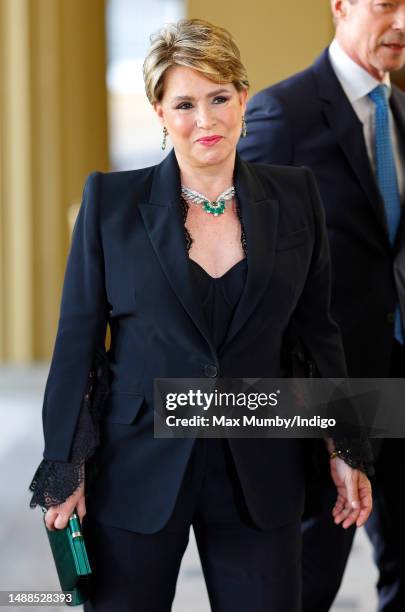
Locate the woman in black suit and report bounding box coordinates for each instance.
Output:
[29,18,373,612]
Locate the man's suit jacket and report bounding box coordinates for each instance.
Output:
[238,48,405,378]
[41,149,347,533]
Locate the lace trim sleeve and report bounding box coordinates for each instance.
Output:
[326,382,375,477]
[331,436,375,477]
[284,337,375,478]
[28,352,110,509]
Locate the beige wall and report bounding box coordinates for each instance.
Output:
[0,0,109,363]
[187,1,335,94]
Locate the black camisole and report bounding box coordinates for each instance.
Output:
[189,258,248,352]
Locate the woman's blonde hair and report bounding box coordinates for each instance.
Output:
[143,18,250,104]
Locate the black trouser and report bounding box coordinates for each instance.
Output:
[82,438,301,612]
[82,437,302,612]
[302,340,405,612]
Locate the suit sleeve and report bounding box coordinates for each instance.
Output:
[290,167,347,377]
[41,171,109,462]
[291,168,374,475]
[237,90,294,165]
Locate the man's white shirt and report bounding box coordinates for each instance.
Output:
[329,38,404,200]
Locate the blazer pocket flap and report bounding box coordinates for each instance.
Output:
[101,392,145,424]
[276,227,309,251]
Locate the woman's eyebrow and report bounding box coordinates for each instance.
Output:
[171,88,230,102]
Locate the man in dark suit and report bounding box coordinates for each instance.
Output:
[238,1,405,610]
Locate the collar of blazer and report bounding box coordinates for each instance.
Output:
[311,48,405,252]
[390,87,405,255]
[138,149,279,354]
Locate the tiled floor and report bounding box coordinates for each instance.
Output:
[0,365,378,611]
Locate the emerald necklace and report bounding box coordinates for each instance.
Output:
[181,185,235,216]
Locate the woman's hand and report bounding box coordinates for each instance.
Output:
[329,457,372,528]
[44,479,86,531]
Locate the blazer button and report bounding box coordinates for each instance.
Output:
[204,364,218,378]
[387,312,395,324]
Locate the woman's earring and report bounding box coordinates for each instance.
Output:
[162,126,168,150]
[241,116,247,138]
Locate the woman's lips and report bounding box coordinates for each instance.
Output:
[383,43,405,52]
[196,136,223,146]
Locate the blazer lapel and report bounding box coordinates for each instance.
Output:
[138,150,217,355]
[223,154,279,348]
[391,84,405,172]
[391,87,405,254]
[313,50,390,245]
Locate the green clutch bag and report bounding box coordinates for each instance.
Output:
[42,507,92,606]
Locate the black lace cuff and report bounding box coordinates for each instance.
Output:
[29,351,110,509]
[283,337,375,478]
[331,436,375,478]
[327,383,375,478]
[28,459,85,509]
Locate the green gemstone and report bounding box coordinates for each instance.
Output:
[202,200,226,215]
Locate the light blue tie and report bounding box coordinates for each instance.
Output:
[368,84,403,344]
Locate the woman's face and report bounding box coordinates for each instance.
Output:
[154,65,247,170]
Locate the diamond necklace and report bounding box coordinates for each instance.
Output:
[181,185,235,216]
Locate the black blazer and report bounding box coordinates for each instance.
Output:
[238,48,405,378]
[41,149,347,533]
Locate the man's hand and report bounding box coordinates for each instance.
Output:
[44,479,86,531]
[329,457,372,528]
